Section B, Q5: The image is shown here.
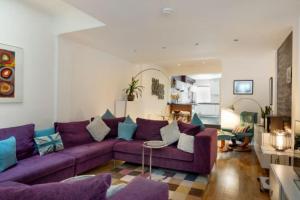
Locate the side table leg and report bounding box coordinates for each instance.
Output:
[142,146,145,175]
[149,148,152,180]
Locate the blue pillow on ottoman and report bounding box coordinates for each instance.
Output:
[0,136,17,172]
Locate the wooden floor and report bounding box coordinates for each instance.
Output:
[88,147,270,200]
[203,148,270,200]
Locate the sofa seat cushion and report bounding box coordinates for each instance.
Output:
[113,140,193,162]
[0,153,75,183]
[60,139,118,163]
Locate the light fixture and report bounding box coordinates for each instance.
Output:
[177,63,181,66]
[270,130,292,151]
[162,7,174,15]
[195,42,199,46]
[162,46,167,49]
[233,39,239,42]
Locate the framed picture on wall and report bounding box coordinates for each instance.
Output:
[233,80,253,95]
[0,43,23,103]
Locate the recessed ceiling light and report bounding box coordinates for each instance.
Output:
[162,46,167,49]
[195,43,199,46]
[133,49,137,53]
[177,64,181,66]
[233,39,239,42]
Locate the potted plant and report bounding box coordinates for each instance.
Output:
[260,106,272,126]
[124,77,144,101]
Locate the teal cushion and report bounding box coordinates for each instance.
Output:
[124,115,134,124]
[34,133,64,156]
[0,137,17,172]
[35,127,55,137]
[106,183,127,198]
[118,122,137,141]
[191,113,205,130]
[101,109,115,119]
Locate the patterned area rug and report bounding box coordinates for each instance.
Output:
[105,163,208,200]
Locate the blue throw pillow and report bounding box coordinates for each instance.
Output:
[124,115,135,124]
[34,133,64,156]
[0,137,17,172]
[118,123,137,141]
[102,109,115,119]
[35,127,55,137]
[191,113,205,130]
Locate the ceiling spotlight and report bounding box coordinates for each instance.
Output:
[233,39,239,42]
[195,43,199,46]
[162,46,167,49]
[177,64,181,66]
[133,49,137,53]
[162,7,174,16]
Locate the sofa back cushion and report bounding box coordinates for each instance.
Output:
[0,173,111,200]
[178,121,200,136]
[103,117,125,138]
[0,124,35,160]
[135,118,168,140]
[54,120,93,148]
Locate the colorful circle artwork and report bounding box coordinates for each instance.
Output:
[0,67,14,81]
[0,48,15,98]
[0,82,14,96]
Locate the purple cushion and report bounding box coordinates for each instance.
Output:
[60,139,119,163]
[0,152,75,184]
[54,121,94,148]
[0,124,35,160]
[178,121,200,135]
[0,181,27,187]
[134,118,168,140]
[108,177,168,200]
[113,140,193,162]
[103,117,125,138]
[0,173,111,200]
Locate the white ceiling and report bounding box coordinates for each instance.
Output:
[62,0,300,66]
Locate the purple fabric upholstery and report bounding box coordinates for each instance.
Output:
[0,181,27,187]
[54,120,94,148]
[0,124,35,160]
[134,118,168,140]
[114,128,218,174]
[74,153,112,175]
[178,121,200,135]
[0,152,75,184]
[108,177,168,200]
[193,128,218,174]
[103,117,125,138]
[60,139,118,163]
[0,174,111,200]
[114,140,193,162]
[60,139,118,174]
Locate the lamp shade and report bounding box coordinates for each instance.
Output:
[270,130,291,151]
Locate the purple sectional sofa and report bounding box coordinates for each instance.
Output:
[0,120,217,198]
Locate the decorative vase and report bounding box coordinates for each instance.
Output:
[127,94,135,101]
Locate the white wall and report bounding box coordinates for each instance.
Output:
[220,51,277,115]
[57,37,135,121]
[0,0,55,129]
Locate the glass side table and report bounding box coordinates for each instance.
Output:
[142,140,168,180]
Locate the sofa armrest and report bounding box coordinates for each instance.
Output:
[194,128,218,174]
[107,177,168,200]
